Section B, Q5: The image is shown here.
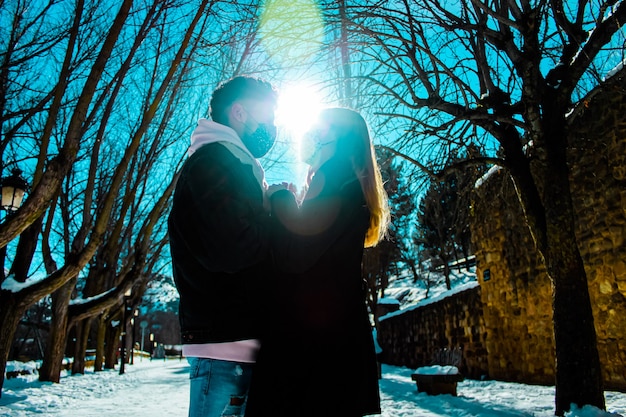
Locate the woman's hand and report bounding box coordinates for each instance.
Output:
[266,182,297,199]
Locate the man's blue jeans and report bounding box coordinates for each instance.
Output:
[188,357,254,417]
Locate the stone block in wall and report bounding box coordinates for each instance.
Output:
[620,190,626,215]
[608,138,626,181]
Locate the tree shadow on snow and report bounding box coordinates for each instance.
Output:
[379,368,531,417]
[0,392,28,407]
[409,390,532,417]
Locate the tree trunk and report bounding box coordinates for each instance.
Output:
[536,97,605,415]
[94,315,107,372]
[541,170,604,415]
[443,261,451,290]
[407,259,419,283]
[550,235,604,415]
[71,318,91,374]
[0,245,6,282]
[10,218,43,282]
[0,291,26,399]
[38,278,74,383]
[104,322,119,370]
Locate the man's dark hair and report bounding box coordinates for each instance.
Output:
[209,76,278,125]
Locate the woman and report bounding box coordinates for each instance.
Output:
[246,108,390,417]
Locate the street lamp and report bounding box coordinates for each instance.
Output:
[1,168,29,212]
[139,320,148,361]
[119,288,132,375]
[0,166,29,280]
[149,333,154,360]
[130,309,138,365]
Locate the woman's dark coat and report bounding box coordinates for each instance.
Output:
[246,155,381,417]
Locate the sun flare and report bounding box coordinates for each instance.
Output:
[259,0,324,66]
[264,83,326,188]
[275,84,324,137]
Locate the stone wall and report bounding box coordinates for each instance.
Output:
[377,69,626,390]
[378,284,489,380]
[471,68,626,390]
[471,167,557,385]
[567,73,626,389]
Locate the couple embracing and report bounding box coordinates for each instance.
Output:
[168,76,390,417]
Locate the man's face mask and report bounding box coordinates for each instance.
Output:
[241,109,277,158]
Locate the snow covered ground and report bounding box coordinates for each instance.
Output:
[1,358,625,417]
[2,266,624,416]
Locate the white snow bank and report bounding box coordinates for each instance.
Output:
[415,365,460,375]
[380,281,479,321]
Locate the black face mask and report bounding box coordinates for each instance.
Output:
[241,121,277,158]
[241,109,276,158]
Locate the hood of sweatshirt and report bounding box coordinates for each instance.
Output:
[188,118,267,189]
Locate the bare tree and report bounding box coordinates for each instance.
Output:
[0,0,219,393]
[1,0,321,394]
[0,0,135,247]
[363,149,419,325]
[415,146,485,289]
[0,0,137,394]
[416,177,457,290]
[342,1,626,414]
[38,0,219,383]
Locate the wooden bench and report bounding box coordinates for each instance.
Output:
[411,347,464,396]
[411,371,464,396]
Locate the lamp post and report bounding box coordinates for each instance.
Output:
[140,320,148,361]
[1,168,29,212]
[119,288,132,375]
[0,167,29,279]
[130,309,138,365]
[149,333,154,360]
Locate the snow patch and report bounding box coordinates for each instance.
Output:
[380,281,479,321]
[415,365,460,375]
[474,165,502,189]
[1,274,46,293]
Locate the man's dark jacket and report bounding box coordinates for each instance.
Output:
[168,142,273,344]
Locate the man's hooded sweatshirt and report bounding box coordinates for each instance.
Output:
[168,119,273,351]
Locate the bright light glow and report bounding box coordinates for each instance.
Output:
[264,84,325,189]
[276,84,324,137]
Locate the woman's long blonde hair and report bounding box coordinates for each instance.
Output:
[319,108,390,247]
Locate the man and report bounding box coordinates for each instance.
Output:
[168,76,278,417]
